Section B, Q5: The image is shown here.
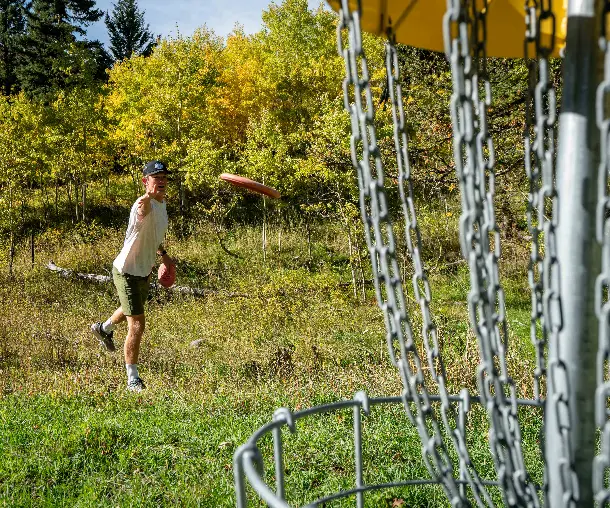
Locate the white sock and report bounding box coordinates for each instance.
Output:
[126,364,139,382]
[102,319,116,333]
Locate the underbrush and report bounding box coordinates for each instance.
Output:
[0,211,541,506]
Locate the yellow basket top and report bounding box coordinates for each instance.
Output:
[327,0,567,58]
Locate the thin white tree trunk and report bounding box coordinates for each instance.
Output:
[347,225,357,299]
[262,196,267,264]
[81,184,86,222]
[277,217,282,255]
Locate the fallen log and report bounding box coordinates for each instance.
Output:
[46,261,249,298]
[47,261,112,283]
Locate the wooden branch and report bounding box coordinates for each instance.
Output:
[46,261,249,298]
[213,226,242,259]
[47,261,111,283]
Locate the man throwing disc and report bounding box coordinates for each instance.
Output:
[91,160,175,392]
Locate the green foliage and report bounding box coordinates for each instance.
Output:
[51,84,113,197]
[0,0,26,95]
[105,0,155,62]
[0,0,547,238]
[242,0,371,214]
[17,0,105,99]
[101,0,383,225]
[0,93,46,238]
[106,28,223,170]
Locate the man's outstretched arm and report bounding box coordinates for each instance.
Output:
[136,193,153,220]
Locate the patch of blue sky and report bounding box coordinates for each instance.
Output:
[87,0,329,48]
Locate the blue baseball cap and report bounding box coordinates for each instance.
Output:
[143,160,169,176]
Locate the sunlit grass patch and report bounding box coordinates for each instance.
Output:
[0,207,540,505]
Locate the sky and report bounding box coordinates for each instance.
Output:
[87,0,331,48]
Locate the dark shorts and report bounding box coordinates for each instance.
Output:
[112,266,151,316]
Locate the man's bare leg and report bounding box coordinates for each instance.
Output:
[98,307,126,335]
[125,314,146,391]
[109,307,127,327]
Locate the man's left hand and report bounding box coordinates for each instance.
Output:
[161,253,176,266]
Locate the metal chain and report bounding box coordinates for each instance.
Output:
[443,1,539,506]
[524,2,578,506]
[337,1,471,504]
[594,1,610,504]
[524,0,557,405]
[385,32,494,507]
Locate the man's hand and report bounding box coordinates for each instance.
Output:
[161,253,176,266]
[137,193,153,220]
[157,249,176,266]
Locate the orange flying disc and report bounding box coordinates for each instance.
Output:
[158,262,176,288]
[219,173,280,199]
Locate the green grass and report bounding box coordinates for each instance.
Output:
[0,195,545,506]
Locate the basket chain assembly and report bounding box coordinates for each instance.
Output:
[443,0,539,505]
[523,0,557,406]
[385,27,494,507]
[594,0,610,503]
[523,1,573,506]
[337,0,469,503]
[232,0,588,505]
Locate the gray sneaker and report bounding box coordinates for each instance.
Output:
[127,377,146,392]
[91,322,116,352]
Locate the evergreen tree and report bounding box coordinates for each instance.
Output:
[84,40,113,82]
[0,0,26,95]
[105,0,154,62]
[17,0,104,99]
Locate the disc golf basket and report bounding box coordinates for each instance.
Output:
[234,0,610,505]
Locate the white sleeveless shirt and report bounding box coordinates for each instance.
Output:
[113,198,168,277]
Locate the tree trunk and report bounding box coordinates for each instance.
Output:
[357,234,366,300]
[55,181,58,218]
[81,183,86,221]
[83,126,87,222]
[262,195,267,264]
[9,231,14,276]
[346,224,358,300]
[74,180,79,222]
[30,231,35,268]
[277,211,282,255]
[306,218,312,260]
[40,171,49,220]
[130,166,139,200]
[179,176,187,218]
[8,185,14,275]
[66,180,73,223]
[177,75,187,218]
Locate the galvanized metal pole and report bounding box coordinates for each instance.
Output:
[546,0,602,505]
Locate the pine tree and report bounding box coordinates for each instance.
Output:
[105,0,154,62]
[0,0,26,95]
[17,0,104,99]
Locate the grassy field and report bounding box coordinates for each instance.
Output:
[0,194,545,506]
